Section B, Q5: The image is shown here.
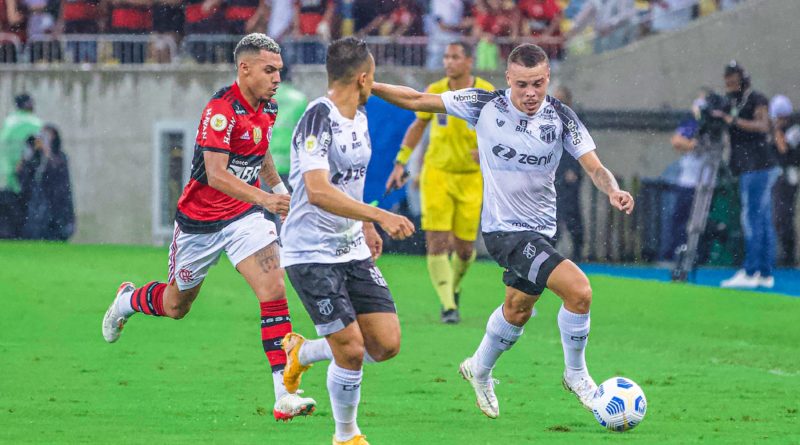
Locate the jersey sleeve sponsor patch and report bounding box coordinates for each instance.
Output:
[441,88,500,127]
[293,102,333,173]
[550,98,596,160]
[198,99,234,152]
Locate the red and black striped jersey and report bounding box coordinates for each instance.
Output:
[175,82,278,234]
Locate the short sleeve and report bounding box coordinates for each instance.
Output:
[293,102,334,173]
[441,88,499,127]
[552,99,596,160]
[196,99,233,153]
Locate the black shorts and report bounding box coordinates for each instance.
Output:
[286,258,396,336]
[483,231,566,295]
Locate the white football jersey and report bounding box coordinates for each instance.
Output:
[280,97,372,266]
[441,89,596,238]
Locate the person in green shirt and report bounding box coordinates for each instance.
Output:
[0,93,43,238]
[271,69,308,180]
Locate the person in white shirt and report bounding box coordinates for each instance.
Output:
[279,37,415,445]
[372,43,635,419]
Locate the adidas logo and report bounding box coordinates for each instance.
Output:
[240,131,251,140]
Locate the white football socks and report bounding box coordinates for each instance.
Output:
[299,338,333,365]
[299,339,379,365]
[327,361,363,442]
[115,287,136,317]
[557,305,590,376]
[273,370,287,402]
[472,305,525,382]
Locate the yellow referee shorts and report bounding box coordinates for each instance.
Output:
[420,164,483,241]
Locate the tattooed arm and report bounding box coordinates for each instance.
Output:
[259,151,284,190]
[578,151,634,215]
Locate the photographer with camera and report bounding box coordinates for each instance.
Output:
[716,61,780,289]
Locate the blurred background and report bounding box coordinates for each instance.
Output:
[1,0,798,271]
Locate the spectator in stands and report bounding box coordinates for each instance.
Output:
[425,0,472,70]
[1,0,26,42]
[226,0,267,34]
[518,0,564,59]
[566,0,637,54]
[57,0,103,63]
[108,0,153,63]
[266,0,294,42]
[151,0,183,63]
[0,93,42,239]
[378,0,423,37]
[21,0,55,39]
[291,0,332,63]
[472,0,519,40]
[718,61,779,289]
[17,124,75,240]
[769,95,800,267]
[184,0,226,63]
[184,0,224,35]
[553,86,585,261]
[650,0,697,33]
[352,0,393,37]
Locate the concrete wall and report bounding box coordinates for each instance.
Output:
[0,66,681,245]
[558,0,800,110]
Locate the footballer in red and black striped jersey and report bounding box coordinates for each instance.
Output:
[176,81,278,234]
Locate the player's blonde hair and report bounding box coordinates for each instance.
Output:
[234,33,281,63]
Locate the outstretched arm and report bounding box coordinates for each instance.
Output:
[372,82,446,114]
[577,151,634,215]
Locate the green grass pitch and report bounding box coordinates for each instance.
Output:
[1,242,798,444]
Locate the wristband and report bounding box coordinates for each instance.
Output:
[273,182,288,194]
[395,144,413,165]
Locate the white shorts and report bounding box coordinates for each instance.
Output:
[168,212,279,291]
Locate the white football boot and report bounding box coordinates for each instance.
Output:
[562,371,598,410]
[720,269,760,289]
[273,391,316,422]
[102,282,135,343]
[458,357,499,419]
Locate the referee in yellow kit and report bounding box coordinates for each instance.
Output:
[386,41,493,324]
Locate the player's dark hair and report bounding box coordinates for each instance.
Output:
[448,41,474,58]
[507,43,549,68]
[326,37,372,83]
[233,33,281,64]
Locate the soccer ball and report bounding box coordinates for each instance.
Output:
[591,377,647,432]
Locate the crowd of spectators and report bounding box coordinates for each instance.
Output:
[0,0,749,64]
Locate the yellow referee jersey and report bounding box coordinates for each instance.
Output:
[416,76,495,173]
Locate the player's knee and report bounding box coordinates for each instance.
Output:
[335,338,366,368]
[505,305,533,326]
[570,282,592,313]
[369,339,400,362]
[455,246,474,261]
[258,280,286,301]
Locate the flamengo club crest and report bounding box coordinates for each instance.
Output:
[253,127,263,144]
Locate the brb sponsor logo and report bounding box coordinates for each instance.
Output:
[453,91,478,103]
[227,158,262,183]
[492,144,554,166]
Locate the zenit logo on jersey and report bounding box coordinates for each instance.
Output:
[175,82,279,234]
[441,88,596,238]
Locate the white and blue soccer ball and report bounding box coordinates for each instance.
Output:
[591,376,647,432]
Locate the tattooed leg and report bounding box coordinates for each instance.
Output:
[237,241,287,302]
